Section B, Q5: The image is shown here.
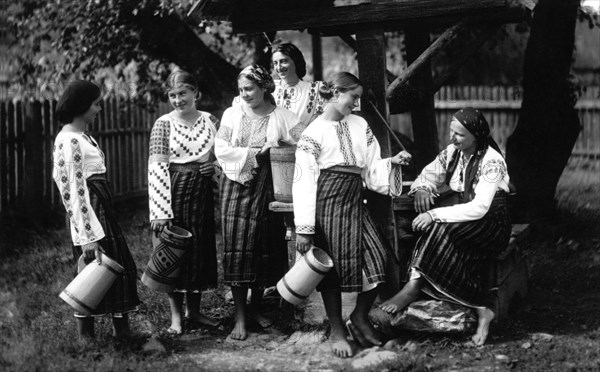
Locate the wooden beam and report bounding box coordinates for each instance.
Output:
[404,28,439,170]
[355,28,400,297]
[338,34,396,84]
[311,33,323,81]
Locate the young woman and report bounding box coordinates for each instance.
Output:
[293,72,411,358]
[53,80,139,339]
[148,71,219,334]
[379,107,511,346]
[215,64,304,341]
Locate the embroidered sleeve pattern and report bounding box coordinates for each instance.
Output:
[289,121,308,142]
[336,121,357,166]
[481,158,507,185]
[148,119,173,220]
[208,114,221,131]
[366,125,375,147]
[55,138,104,245]
[297,134,322,159]
[296,225,315,234]
[216,125,233,142]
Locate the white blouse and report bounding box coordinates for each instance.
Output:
[148,111,219,221]
[410,143,510,223]
[215,105,303,185]
[53,131,106,245]
[293,114,403,234]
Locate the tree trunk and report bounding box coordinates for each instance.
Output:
[505,0,581,221]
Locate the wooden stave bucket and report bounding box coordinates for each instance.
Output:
[270,145,297,203]
[59,252,125,316]
[141,225,192,293]
[277,246,333,305]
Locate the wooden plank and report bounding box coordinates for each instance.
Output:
[224,0,510,33]
[311,33,323,81]
[0,101,7,212]
[15,101,24,207]
[23,100,44,223]
[7,101,16,209]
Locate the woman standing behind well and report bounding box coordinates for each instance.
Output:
[148,71,219,334]
[271,42,325,125]
[215,65,304,341]
[53,80,139,339]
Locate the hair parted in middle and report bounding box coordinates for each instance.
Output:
[318,71,363,100]
[166,70,199,93]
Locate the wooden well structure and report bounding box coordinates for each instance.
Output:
[189,0,534,295]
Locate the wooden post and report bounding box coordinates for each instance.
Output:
[356,28,400,296]
[311,33,323,81]
[404,29,439,170]
[23,100,44,224]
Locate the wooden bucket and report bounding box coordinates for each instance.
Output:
[59,252,124,316]
[141,225,192,293]
[270,145,297,203]
[277,247,333,305]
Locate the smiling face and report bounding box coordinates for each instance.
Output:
[238,76,265,109]
[332,86,363,117]
[167,85,197,115]
[272,51,297,81]
[449,118,477,154]
[80,97,102,125]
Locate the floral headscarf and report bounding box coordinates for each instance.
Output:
[239,64,276,93]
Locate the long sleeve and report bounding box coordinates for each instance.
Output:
[148,119,174,220]
[53,136,105,245]
[214,107,254,184]
[293,131,321,234]
[362,125,402,197]
[409,148,451,196]
[428,156,508,222]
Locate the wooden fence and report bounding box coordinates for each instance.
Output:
[1,86,599,220]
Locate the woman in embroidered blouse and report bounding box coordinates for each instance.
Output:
[293,72,411,358]
[379,107,511,346]
[215,64,303,341]
[53,80,139,339]
[148,71,219,334]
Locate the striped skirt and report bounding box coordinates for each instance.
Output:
[72,174,139,316]
[219,163,287,286]
[314,170,387,292]
[411,193,511,308]
[169,164,218,291]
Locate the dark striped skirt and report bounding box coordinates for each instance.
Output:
[219,163,287,286]
[314,170,387,292]
[169,164,218,291]
[410,193,511,308]
[71,174,139,316]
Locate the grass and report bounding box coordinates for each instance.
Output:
[0,165,598,371]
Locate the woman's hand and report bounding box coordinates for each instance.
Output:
[391,151,412,166]
[412,212,434,232]
[296,234,313,255]
[151,219,172,237]
[199,162,215,176]
[82,241,103,264]
[414,189,435,213]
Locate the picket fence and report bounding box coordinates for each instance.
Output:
[0,86,598,220]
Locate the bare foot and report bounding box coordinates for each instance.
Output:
[248,311,272,328]
[188,313,220,327]
[379,293,406,314]
[472,307,495,346]
[168,320,183,335]
[328,329,355,358]
[350,313,384,346]
[229,321,247,341]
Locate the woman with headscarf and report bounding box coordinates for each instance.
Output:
[215,64,304,341]
[379,107,511,346]
[148,70,219,334]
[53,80,139,339]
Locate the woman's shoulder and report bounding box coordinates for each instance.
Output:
[482,146,506,162]
[198,110,219,123]
[272,106,300,121]
[346,113,368,127]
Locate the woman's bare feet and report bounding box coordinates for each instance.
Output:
[328,328,355,358]
[188,313,220,327]
[248,311,272,328]
[229,320,247,340]
[472,307,495,346]
[350,312,384,346]
[379,298,402,314]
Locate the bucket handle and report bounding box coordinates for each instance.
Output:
[77,248,106,273]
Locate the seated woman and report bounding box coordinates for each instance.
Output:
[379,107,511,346]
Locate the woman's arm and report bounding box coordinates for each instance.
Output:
[54,136,105,246]
[214,108,254,184]
[363,123,404,197]
[148,119,174,227]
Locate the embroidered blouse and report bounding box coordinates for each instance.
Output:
[215,105,303,185]
[53,131,106,245]
[293,114,403,234]
[148,111,219,221]
[409,144,510,223]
